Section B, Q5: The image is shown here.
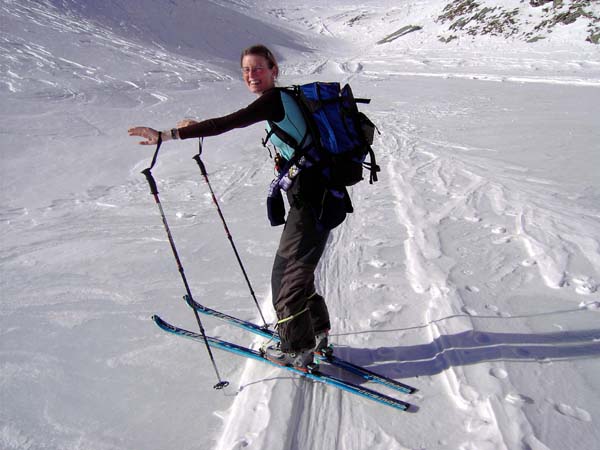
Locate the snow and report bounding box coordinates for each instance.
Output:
[1,0,600,449]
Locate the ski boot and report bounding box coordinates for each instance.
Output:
[314,330,333,358]
[263,343,315,372]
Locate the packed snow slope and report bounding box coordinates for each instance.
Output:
[1,1,600,449]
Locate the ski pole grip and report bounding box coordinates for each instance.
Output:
[192,154,208,177]
[141,168,159,195]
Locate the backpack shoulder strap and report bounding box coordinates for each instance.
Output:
[265,86,312,155]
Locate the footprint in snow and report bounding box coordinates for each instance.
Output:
[371,309,390,321]
[368,258,388,269]
[367,304,404,327]
[554,403,592,422]
[387,303,404,312]
[579,301,600,311]
[492,236,512,245]
[369,309,393,326]
[461,306,478,316]
[571,276,597,295]
[175,211,196,219]
[489,367,508,379]
[505,392,534,406]
[485,304,499,313]
[483,304,510,317]
[521,259,537,267]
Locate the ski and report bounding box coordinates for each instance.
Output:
[183,295,416,395]
[153,315,412,412]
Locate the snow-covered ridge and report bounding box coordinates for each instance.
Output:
[267,0,599,47]
[436,0,600,43]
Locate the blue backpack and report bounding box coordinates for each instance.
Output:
[265,82,380,229]
[265,82,380,187]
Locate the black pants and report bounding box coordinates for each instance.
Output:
[271,179,331,352]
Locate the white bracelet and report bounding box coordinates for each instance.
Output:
[160,128,179,141]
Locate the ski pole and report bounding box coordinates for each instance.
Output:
[141,133,229,390]
[192,138,268,328]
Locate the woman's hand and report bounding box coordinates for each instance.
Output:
[128,126,160,145]
[176,119,198,128]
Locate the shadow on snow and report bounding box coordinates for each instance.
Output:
[332,327,600,380]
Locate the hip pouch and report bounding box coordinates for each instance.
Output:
[267,178,286,226]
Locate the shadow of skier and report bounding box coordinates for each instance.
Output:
[330,328,600,380]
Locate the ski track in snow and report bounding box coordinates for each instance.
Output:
[382,118,512,450]
[373,79,600,448]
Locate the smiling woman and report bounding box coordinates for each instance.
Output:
[128,44,334,371]
[241,44,279,94]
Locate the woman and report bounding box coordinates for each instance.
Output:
[129,45,331,370]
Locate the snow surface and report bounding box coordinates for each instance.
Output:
[1,0,600,449]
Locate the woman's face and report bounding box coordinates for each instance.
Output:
[241,54,277,95]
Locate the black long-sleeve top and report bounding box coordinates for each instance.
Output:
[178,88,285,140]
[177,86,350,221]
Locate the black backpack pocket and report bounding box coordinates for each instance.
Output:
[331,154,364,186]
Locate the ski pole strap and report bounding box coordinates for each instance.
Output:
[275,307,309,327]
[365,147,380,184]
[193,138,208,176]
[140,131,164,195]
[148,131,163,170]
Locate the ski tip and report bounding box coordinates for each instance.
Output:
[151,315,169,329]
